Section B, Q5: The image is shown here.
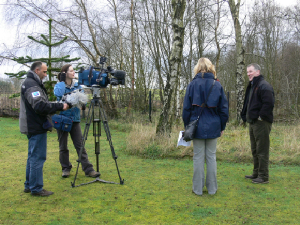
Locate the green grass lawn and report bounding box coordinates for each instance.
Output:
[0,117,299,224]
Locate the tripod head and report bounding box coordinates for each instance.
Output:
[90,86,101,98]
[79,84,101,99]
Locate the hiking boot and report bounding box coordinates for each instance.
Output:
[245,175,257,179]
[31,189,54,197]
[24,188,30,193]
[86,170,100,178]
[252,178,269,184]
[62,170,70,178]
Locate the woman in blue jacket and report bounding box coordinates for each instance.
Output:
[182,58,228,196]
[54,64,100,178]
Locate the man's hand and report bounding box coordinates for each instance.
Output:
[81,105,86,111]
[220,131,224,137]
[62,103,69,111]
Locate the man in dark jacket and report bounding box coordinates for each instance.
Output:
[241,63,274,184]
[20,61,69,196]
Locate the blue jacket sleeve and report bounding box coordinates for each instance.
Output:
[54,82,66,101]
[217,87,229,131]
[182,85,192,127]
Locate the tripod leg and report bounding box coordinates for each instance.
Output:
[93,107,101,172]
[94,119,100,172]
[98,99,124,185]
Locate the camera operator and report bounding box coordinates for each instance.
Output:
[20,61,69,197]
[54,64,100,179]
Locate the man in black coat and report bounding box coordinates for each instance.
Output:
[20,61,69,196]
[241,63,275,184]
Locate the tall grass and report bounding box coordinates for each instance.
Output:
[125,122,182,158]
[126,120,300,165]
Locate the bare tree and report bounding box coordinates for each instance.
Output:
[228,0,245,122]
[4,0,300,123]
[126,0,135,115]
[156,0,186,135]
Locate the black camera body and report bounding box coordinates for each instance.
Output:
[78,57,126,88]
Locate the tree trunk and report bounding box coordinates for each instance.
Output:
[127,0,135,115]
[156,0,186,135]
[108,0,124,106]
[228,0,245,122]
[214,0,221,74]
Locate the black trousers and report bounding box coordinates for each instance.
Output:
[57,122,94,175]
[249,120,272,181]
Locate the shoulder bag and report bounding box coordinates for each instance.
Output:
[52,114,73,132]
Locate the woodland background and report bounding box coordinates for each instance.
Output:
[1,2,300,222]
[1,0,300,125]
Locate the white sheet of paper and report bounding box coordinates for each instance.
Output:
[177,131,191,147]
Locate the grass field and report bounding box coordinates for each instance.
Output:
[0,117,299,224]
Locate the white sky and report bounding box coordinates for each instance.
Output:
[274,0,297,7]
[0,3,20,79]
[0,0,298,79]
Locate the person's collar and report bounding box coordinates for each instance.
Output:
[28,70,43,84]
[194,72,215,80]
[253,74,263,82]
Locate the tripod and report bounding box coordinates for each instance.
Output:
[71,87,124,187]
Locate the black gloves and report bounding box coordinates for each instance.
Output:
[82,105,86,111]
[59,72,66,82]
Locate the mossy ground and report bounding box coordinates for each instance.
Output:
[0,117,299,224]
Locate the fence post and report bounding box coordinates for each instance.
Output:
[149,90,152,122]
[227,91,230,120]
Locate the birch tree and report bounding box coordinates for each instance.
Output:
[156,0,186,135]
[228,0,245,122]
[126,0,135,115]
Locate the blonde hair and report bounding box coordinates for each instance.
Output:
[193,57,217,79]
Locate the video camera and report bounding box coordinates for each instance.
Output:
[78,57,126,88]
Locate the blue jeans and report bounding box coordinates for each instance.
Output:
[24,133,47,193]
